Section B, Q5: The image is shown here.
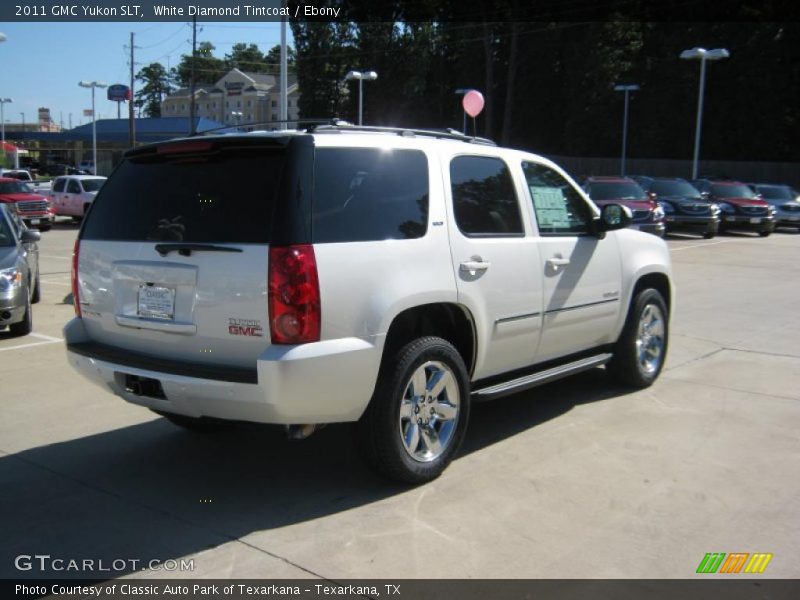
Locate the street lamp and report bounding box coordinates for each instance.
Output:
[455,88,473,135]
[680,47,730,180]
[613,84,639,176]
[0,98,11,147]
[79,80,108,175]
[345,70,378,126]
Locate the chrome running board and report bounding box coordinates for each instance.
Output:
[472,353,613,401]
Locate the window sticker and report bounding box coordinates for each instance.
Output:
[530,186,571,228]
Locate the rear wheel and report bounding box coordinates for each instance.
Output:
[356,337,470,484]
[759,230,771,237]
[607,288,668,388]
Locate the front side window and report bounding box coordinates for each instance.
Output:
[52,178,66,193]
[312,148,429,243]
[450,155,523,237]
[523,162,592,235]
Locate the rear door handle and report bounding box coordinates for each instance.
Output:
[546,257,571,267]
[460,260,491,273]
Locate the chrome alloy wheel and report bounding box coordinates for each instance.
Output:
[636,303,665,375]
[399,360,460,463]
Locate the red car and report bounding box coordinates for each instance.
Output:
[583,176,665,237]
[692,179,776,237]
[0,177,55,231]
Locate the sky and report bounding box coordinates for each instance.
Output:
[0,21,293,128]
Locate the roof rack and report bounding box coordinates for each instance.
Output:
[194,118,334,136]
[306,122,497,146]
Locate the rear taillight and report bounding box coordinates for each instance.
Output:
[71,239,81,318]
[268,245,321,344]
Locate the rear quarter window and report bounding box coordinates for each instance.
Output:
[311,148,429,243]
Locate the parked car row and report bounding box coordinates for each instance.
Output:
[581,174,798,239]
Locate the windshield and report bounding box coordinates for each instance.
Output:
[757,186,793,201]
[711,184,756,199]
[80,178,105,192]
[0,181,33,194]
[588,181,647,201]
[651,180,702,199]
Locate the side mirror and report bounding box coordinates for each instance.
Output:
[21,229,41,243]
[648,191,658,201]
[597,203,632,234]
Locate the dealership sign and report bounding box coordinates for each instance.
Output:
[107,84,131,102]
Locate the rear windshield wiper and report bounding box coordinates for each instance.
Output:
[154,243,243,257]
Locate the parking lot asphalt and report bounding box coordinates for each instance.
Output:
[1,222,798,580]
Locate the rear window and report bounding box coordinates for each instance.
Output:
[81,178,105,192]
[81,146,285,243]
[311,148,429,243]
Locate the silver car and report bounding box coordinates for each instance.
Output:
[0,204,40,336]
[750,184,800,230]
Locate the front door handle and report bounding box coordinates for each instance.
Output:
[460,260,491,273]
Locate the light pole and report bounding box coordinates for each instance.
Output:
[20,112,25,131]
[613,84,639,176]
[345,70,378,125]
[455,88,473,134]
[680,47,729,180]
[79,80,108,175]
[0,98,11,147]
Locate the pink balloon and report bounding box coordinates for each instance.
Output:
[462,90,485,118]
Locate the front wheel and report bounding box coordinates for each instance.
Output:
[759,230,771,237]
[356,337,470,484]
[8,292,33,337]
[607,288,669,388]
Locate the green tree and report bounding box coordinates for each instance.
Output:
[175,41,226,86]
[264,44,297,74]
[225,43,268,73]
[134,62,174,117]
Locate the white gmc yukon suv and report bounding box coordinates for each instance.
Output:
[64,125,672,483]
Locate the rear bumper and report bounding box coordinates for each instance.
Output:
[63,318,381,425]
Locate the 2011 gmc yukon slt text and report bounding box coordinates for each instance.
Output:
[64,126,673,483]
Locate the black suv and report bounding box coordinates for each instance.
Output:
[635,177,720,239]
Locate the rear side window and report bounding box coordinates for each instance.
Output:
[67,180,81,194]
[312,148,429,243]
[450,156,523,237]
[81,146,285,243]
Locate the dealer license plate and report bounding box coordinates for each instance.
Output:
[137,284,175,320]
[31,219,40,225]
[749,218,761,224]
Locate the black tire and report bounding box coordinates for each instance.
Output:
[356,336,470,484]
[31,273,41,304]
[702,230,716,239]
[607,288,669,389]
[153,410,226,432]
[759,230,771,237]
[8,292,33,337]
[38,225,51,232]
